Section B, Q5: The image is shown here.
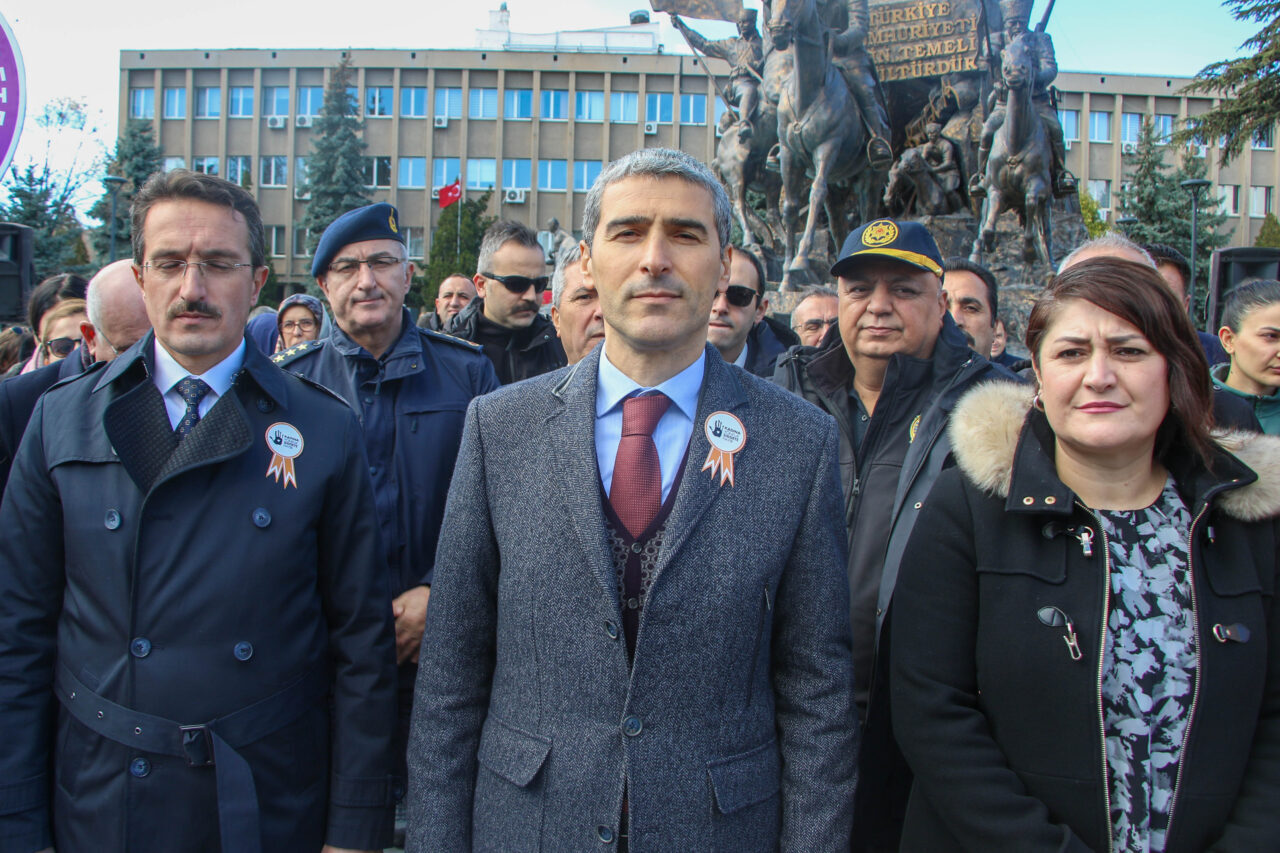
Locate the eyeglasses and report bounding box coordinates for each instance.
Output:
[143,260,257,280]
[281,318,317,333]
[42,336,80,358]
[794,317,838,333]
[722,285,759,308]
[326,256,407,280]
[481,272,549,295]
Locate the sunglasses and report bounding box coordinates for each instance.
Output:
[723,285,759,308]
[43,336,80,358]
[482,272,549,295]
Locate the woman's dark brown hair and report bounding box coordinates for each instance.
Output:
[1025,257,1216,467]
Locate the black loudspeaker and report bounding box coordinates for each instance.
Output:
[1207,247,1280,332]
[0,223,35,325]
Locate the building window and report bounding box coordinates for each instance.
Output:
[264,87,290,117]
[260,156,288,187]
[574,160,602,192]
[610,92,638,123]
[295,157,310,190]
[467,158,497,190]
[680,94,707,125]
[469,88,497,120]
[1152,113,1174,144]
[163,87,186,119]
[192,156,219,176]
[367,87,393,117]
[433,157,461,188]
[539,160,567,191]
[297,86,323,117]
[194,87,221,119]
[346,86,359,112]
[1120,112,1143,145]
[505,89,533,120]
[267,226,287,257]
[576,91,605,122]
[294,227,311,257]
[1086,178,1110,210]
[1057,109,1079,142]
[405,226,425,260]
[1089,110,1111,142]
[1254,125,1274,150]
[646,93,673,124]
[542,89,568,121]
[435,88,463,119]
[226,156,251,186]
[163,156,185,172]
[503,159,531,190]
[1219,184,1240,216]
[129,88,155,119]
[1251,185,1272,217]
[399,157,426,189]
[401,87,427,117]
[229,87,253,118]
[361,156,392,188]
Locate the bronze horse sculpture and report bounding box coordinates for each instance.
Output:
[969,38,1054,270]
[883,146,957,216]
[768,0,876,289]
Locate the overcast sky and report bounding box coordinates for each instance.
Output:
[0,0,1257,212]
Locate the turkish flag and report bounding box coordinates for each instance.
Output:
[438,178,461,209]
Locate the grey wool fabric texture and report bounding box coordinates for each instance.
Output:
[408,343,859,852]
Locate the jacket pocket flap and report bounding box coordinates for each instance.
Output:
[976,562,1067,583]
[477,716,552,788]
[707,739,780,814]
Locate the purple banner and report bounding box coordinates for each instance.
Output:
[0,12,25,185]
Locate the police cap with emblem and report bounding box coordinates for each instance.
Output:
[829,218,944,279]
[311,202,407,278]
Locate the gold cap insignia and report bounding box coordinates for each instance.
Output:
[862,220,899,247]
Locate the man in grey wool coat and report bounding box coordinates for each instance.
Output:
[408,147,858,852]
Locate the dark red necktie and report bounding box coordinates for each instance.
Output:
[610,392,671,538]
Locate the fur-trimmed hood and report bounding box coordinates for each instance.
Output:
[948,381,1280,522]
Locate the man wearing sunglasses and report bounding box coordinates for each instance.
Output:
[707,246,798,377]
[446,219,567,384]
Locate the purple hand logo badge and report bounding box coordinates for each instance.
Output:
[0,13,26,185]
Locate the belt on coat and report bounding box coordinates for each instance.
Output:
[54,661,329,853]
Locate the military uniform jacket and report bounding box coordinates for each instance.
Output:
[0,334,398,853]
[408,344,858,852]
[273,308,500,593]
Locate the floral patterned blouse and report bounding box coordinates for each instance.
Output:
[1097,478,1198,853]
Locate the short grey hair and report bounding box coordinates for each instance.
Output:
[85,277,107,329]
[581,147,731,251]
[550,241,584,309]
[799,285,837,302]
[475,219,542,276]
[1058,233,1155,273]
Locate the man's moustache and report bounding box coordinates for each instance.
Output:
[168,300,222,320]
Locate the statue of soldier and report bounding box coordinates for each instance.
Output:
[921,122,964,211]
[884,122,964,215]
[545,217,573,259]
[970,0,1077,198]
[829,0,895,170]
[671,10,764,140]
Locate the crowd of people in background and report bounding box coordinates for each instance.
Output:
[0,149,1278,853]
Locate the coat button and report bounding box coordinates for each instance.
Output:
[130,757,151,778]
[130,637,152,658]
[256,398,275,413]
[233,641,254,661]
[622,715,643,737]
[252,508,271,528]
[104,509,122,530]
[604,621,619,640]
[597,826,615,844]
[630,542,643,554]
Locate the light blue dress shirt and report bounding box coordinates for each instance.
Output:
[152,338,246,430]
[595,348,705,504]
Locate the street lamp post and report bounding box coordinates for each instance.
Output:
[103,175,127,262]
[1181,178,1212,328]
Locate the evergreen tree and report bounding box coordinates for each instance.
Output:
[1077,187,1110,238]
[1257,211,1280,247]
[1178,1,1280,165]
[2,162,89,279]
[421,190,495,308]
[88,120,163,261]
[299,56,369,257]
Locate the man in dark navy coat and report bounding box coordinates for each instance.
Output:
[0,170,398,853]
[273,202,499,795]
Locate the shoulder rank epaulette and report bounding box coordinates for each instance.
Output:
[420,328,484,352]
[271,338,324,365]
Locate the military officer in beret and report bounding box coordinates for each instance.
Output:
[0,169,398,852]
[273,202,499,792]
